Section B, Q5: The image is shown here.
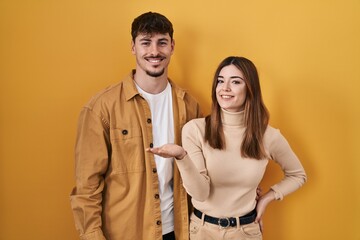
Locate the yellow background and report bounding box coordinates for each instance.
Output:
[1,1,359,239]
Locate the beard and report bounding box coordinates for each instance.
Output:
[146,68,165,78]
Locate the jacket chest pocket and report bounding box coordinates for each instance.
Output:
[110,127,145,173]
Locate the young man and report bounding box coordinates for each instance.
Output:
[70,12,201,240]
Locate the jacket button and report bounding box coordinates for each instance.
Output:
[150,143,153,148]
[122,130,128,135]
[152,168,157,173]
[147,118,151,124]
[156,220,161,225]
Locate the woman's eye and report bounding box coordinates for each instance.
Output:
[217,79,224,84]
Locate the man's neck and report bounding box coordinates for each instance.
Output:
[133,69,169,94]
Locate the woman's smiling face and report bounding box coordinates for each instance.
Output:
[216,64,247,112]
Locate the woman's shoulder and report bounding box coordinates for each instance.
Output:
[182,118,206,144]
[184,117,206,128]
[183,117,206,134]
[264,125,282,141]
[265,125,279,134]
[264,125,292,148]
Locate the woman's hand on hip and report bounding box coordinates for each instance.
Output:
[255,189,276,232]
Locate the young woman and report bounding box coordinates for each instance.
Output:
[147,56,307,240]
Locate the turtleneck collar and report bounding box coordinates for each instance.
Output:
[221,108,245,127]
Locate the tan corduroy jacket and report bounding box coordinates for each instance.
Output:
[70,71,201,240]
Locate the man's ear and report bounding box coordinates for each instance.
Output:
[131,40,135,54]
[171,39,175,54]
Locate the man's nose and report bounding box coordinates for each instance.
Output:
[149,43,160,55]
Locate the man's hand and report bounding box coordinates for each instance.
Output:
[146,143,187,160]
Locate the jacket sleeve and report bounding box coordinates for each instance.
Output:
[269,129,307,200]
[70,107,110,240]
[176,121,210,201]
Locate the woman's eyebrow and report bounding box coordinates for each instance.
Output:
[218,75,244,80]
[230,76,244,80]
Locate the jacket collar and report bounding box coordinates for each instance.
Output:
[123,70,186,101]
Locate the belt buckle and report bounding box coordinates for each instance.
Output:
[218,217,230,229]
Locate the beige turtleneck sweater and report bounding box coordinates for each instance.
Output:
[176,109,307,217]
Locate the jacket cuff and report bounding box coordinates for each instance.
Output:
[80,229,106,240]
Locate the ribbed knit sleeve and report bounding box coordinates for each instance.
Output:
[175,119,210,202]
[267,128,307,200]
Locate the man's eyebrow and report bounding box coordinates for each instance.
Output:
[158,38,169,42]
[138,37,169,42]
[139,38,151,41]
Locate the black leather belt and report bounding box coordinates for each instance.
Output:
[193,208,257,228]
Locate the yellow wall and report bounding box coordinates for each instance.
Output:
[1,1,359,239]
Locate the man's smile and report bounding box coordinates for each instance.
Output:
[145,56,165,63]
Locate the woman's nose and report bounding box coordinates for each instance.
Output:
[222,82,230,91]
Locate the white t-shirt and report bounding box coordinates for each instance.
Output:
[136,82,174,235]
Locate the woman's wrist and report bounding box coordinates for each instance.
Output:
[261,190,276,203]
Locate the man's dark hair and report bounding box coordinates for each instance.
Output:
[131,12,174,41]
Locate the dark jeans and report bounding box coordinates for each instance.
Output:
[163,231,175,240]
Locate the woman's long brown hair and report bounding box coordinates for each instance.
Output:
[204,56,269,160]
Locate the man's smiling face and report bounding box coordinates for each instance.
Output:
[132,33,174,78]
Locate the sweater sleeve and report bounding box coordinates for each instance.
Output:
[175,120,210,202]
[269,129,307,200]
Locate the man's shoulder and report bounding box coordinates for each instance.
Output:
[172,83,200,107]
[170,80,202,117]
[84,74,134,109]
[84,82,122,108]
[170,80,195,100]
